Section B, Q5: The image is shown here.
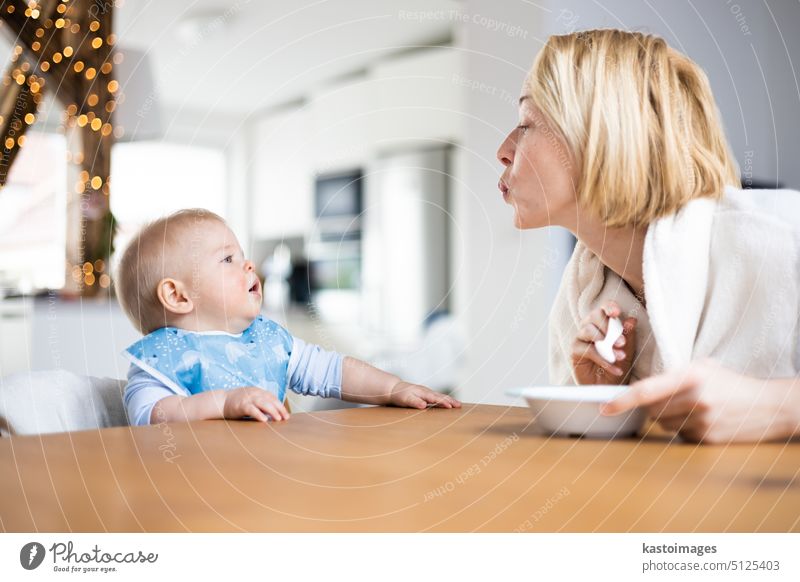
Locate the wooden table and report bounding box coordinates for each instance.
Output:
[1,404,798,532]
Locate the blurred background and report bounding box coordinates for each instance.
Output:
[1,0,798,410]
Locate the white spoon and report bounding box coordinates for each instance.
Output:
[595,316,623,363]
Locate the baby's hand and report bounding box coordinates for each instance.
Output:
[223,387,290,422]
[388,381,462,409]
[571,300,637,385]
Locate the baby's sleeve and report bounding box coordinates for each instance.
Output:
[123,364,178,426]
[286,337,343,398]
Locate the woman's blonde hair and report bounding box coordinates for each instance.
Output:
[528,29,739,227]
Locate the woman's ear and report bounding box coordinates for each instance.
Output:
[156,278,194,315]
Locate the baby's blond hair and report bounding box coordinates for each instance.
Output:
[528,29,739,227]
[115,208,225,334]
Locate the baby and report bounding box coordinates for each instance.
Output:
[116,208,461,425]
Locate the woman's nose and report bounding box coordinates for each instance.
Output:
[497,132,514,167]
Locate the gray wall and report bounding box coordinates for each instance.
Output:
[538,0,800,189]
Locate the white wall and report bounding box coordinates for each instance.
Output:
[250,105,315,240]
[248,48,464,242]
[453,1,573,405]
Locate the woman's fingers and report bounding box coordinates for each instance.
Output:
[657,414,692,433]
[646,391,698,420]
[579,315,635,348]
[579,301,620,334]
[622,317,637,337]
[619,317,637,355]
[573,304,636,385]
[586,308,611,335]
[601,369,700,416]
[571,340,624,376]
[602,300,621,318]
[576,323,604,343]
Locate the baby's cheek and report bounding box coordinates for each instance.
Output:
[208,284,230,304]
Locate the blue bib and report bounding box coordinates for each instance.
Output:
[123,316,293,400]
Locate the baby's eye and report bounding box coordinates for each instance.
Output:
[222,255,233,263]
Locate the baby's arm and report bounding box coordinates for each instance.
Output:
[287,337,460,409]
[341,357,461,409]
[124,365,289,425]
[124,365,178,426]
[153,388,289,424]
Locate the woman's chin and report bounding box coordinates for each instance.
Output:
[513,212,546,229]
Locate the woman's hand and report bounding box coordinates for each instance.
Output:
[571,300,637,385]
[223,387,290,422]
[389,381,462,409]
[601,359,800,443]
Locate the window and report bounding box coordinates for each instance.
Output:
[0,131,68,292]
[0,138,227,293]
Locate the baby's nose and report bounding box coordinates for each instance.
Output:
[244,260,255,271]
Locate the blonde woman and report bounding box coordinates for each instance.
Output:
[496,29,800,443]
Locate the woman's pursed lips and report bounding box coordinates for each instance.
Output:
[498,179,510,201]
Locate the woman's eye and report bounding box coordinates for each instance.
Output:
[517,124,529,133]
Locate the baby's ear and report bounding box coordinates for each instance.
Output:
[156,278,193,315]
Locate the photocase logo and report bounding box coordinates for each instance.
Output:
[19,542,46,570]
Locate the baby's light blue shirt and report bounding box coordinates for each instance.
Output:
[123,318,343,426]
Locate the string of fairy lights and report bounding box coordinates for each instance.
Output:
[1,0,124,291]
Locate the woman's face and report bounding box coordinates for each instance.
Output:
[496,96,577,229]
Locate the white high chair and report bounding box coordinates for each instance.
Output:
[0,370,128,437]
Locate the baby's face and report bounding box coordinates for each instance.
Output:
[180,219,262,332]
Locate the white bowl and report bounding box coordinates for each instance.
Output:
[507,385,646,439]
